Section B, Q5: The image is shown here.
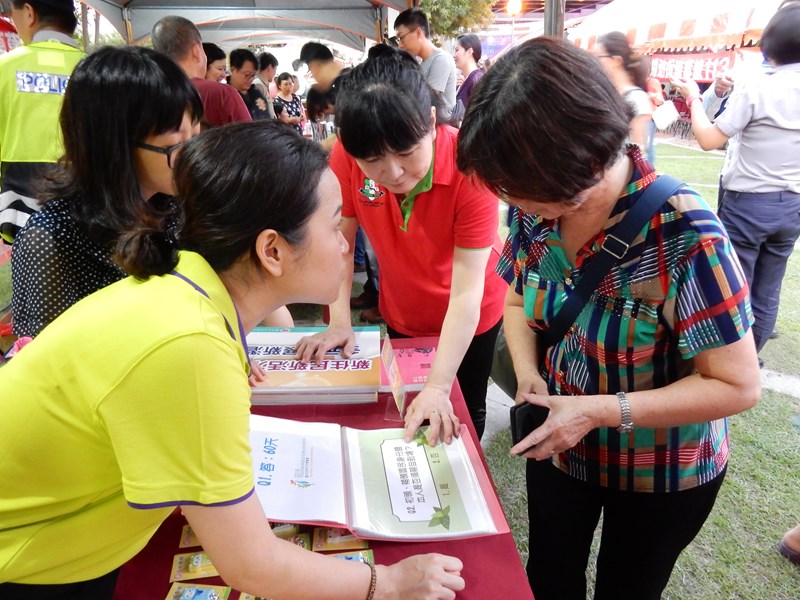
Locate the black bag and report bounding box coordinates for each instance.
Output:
[491,174,685,403]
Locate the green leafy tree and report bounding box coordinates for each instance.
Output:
[420,0,495,40]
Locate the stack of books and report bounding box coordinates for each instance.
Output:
[246,326,381,405]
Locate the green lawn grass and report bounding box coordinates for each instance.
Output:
[655,140,800,374]
[483,141,800,598]
[655,142,724,208]
[486,389,800,599]
[761,246,800,375]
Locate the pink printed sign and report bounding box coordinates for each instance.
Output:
[650,50,735,83]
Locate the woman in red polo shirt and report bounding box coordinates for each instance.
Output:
[296,47,506,442]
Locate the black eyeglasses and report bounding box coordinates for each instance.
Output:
[394,28,419,44]
[135,141,187,169]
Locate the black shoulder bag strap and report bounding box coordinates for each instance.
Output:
[538,174,685,350]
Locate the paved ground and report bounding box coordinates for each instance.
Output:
[481,383,515,450]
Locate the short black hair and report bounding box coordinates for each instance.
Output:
[202,42,226,64]
[457,37,630,204]
[12,0,77,34]
[393,8,429,38]
[307,69,350,121]
[306,87,329,122]
[229,48,258,70]
[276,71,293,85]
[761,4,800,66]
[336,46,443,159]
[151,16,202,63]
[259,52,278,71]
[299,42,334,65]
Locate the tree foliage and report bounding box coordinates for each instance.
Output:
[420,0,495,40]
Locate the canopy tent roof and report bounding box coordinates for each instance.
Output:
[568,0,784,53]
[82,0,409,51]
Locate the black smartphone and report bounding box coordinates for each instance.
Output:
[510,403,550,450]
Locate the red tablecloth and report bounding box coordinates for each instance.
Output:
[114,388,533,600]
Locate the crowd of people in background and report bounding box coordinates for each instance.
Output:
[0,0,799,598]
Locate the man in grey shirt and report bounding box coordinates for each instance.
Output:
[394,8,457,121]
[673,3,800,359]
[701,72,735,210]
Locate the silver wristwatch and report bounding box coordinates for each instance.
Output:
[616,391,634,433]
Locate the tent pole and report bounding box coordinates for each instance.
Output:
[544,0,565,38]
[81,2,88,52]
[122,6,134,45]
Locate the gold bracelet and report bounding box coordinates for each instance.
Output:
[365,562,377,600]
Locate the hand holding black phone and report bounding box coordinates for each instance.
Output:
[510,402,550,453]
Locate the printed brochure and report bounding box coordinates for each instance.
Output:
[249,415,508,541]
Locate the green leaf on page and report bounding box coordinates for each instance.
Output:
[413,428,431,447]
[428,505,451,530]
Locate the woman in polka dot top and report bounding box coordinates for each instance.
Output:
[11,46,203,338]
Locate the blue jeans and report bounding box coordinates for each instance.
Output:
[354,227,366,265]
[719,190,800,351]
[646,118,657,165]
[362,229,379,297]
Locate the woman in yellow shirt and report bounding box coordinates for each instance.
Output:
[0,121,464,600]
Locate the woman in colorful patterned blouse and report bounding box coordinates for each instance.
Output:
[457,37,760,600]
